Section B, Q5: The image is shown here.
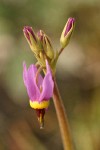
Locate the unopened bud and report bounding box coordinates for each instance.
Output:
[37,30,54,59]
[60,17,75,48]
[37,30,45,49]
[37,30,44,42]
[44,35,54,59]
[23,26,39,54]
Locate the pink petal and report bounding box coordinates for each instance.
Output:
[37,71,43,88]
[23,62,41,101]
[23,62,27,87]
[39,60,54,101]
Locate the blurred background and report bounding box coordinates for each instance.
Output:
[0,0,100,149]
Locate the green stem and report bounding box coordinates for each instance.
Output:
[53,77,73,150]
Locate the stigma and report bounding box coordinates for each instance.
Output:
[36,109,45,129]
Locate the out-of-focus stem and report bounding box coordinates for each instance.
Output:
[58,47,64,56]
[53,77,73,150]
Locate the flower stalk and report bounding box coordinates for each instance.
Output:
[58,47,64,56]
[53,77,73,150]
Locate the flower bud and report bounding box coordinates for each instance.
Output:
[43,35,54,59]
[37,30,45,49]
[60,17,75,48]
[37,30,54,59]
[23,26,39,54]
[37,30,44,42]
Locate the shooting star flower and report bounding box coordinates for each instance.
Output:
[23,60,54,128]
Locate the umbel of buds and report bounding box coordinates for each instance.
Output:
[60,17,75,48]
[23,27,55,69]
[23,18,75,74]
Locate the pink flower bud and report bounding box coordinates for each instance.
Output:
[23,26,37,45]
[60,17,75,48]
[64,18,75,37]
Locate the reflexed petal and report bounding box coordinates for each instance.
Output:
[45,59,51,74]
[28,64,43,87]
[23,63,40,101]
[39,60,54,101]
[23,62,28,87]
[27,64,37,77]
[37,72,43,88]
